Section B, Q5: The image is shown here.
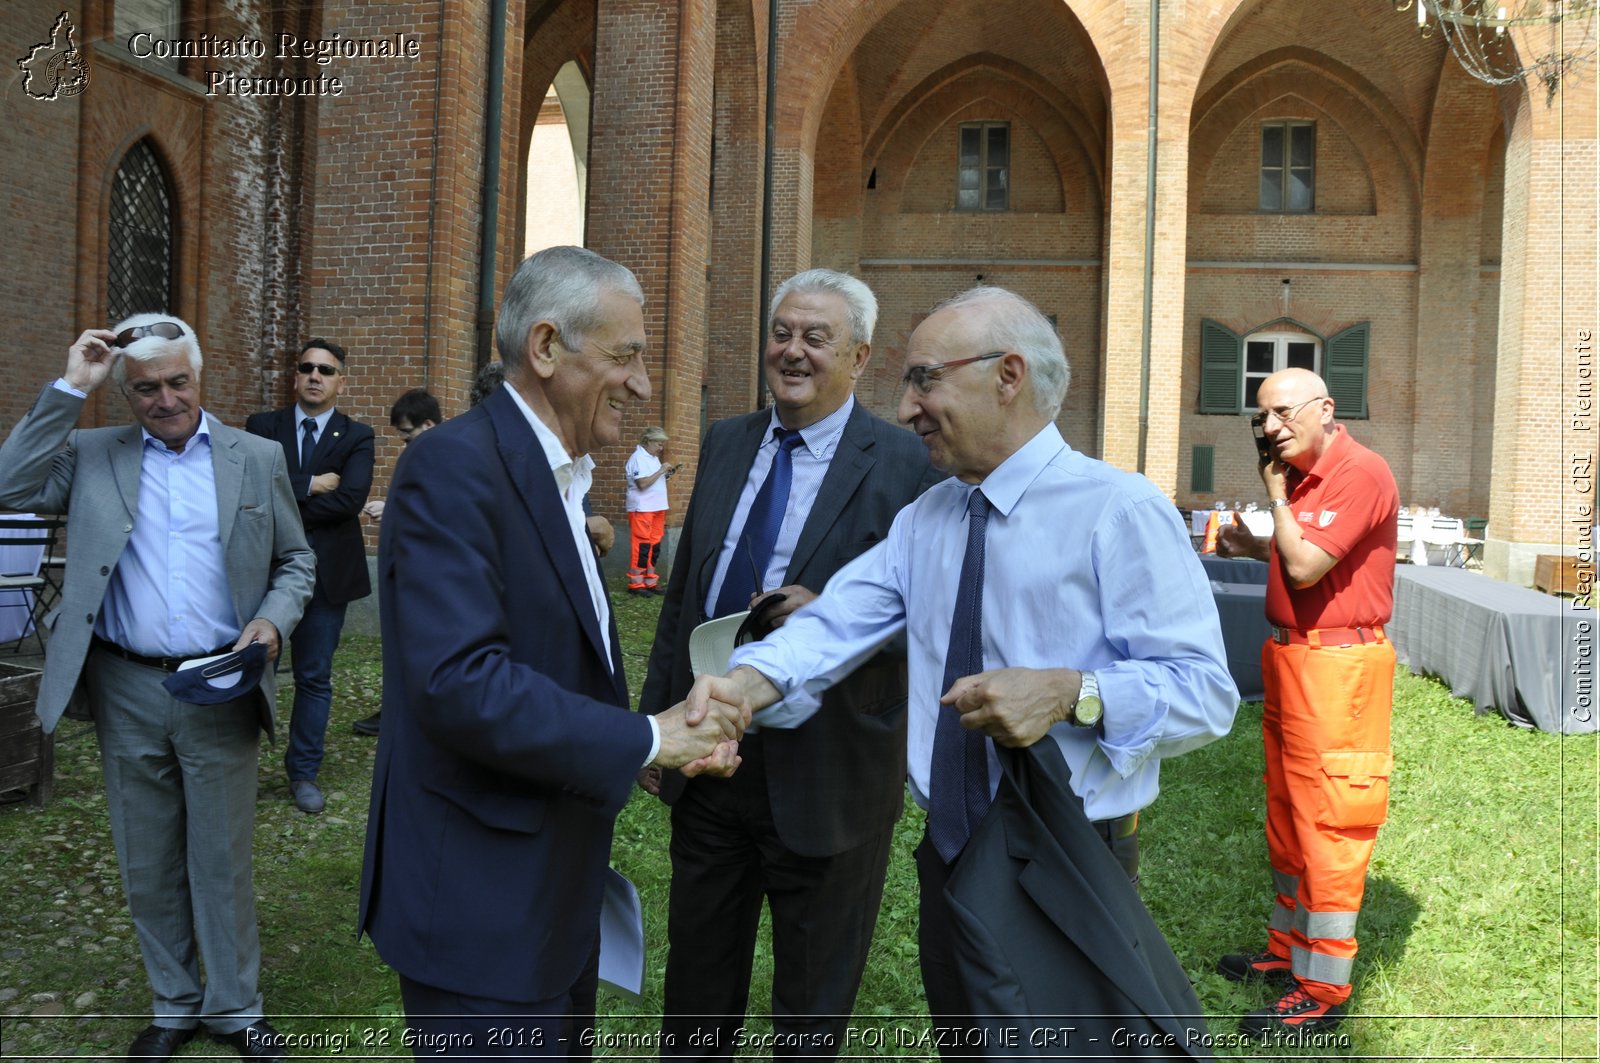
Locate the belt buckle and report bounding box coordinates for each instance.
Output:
[1271,625,1291,645]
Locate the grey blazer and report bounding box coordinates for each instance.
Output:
[0,385,315,734]
[640,401,940,856]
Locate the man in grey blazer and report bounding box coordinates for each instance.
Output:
[640,269,939,1059]
[0,316,314,1062]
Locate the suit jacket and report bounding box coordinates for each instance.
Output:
[0,385,315,735]
[245,406,373,605]
[357,387,654,1003]
[946,743,1211,1059]
[639,402,940,857]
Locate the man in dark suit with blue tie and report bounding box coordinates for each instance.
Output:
[358,245,747,1056]
[246,339,373,814]
[640,269,938,1059]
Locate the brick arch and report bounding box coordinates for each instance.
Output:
[870,75,1097,217]
[513,0,596,256]
[1189,66,1419,216]
[1191,46,1423,192]
[779,0,1113,154]
[862,53,1106,195]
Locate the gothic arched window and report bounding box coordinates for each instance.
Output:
[108,138,174,322]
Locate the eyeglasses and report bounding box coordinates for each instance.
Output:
[1250,396,1324,429]
[297,361,340,377]
[113,321,183,348]
[901,351,1005,394]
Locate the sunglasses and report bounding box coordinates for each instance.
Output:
[113,321,183,348]
[297,362,340,377]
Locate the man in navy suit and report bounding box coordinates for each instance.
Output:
[358,245,746,1056]
[246,339,374,814]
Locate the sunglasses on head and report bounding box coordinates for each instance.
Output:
[113,321,183,348]
[297,362,340,377]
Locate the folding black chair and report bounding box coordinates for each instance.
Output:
[0,517,62,656]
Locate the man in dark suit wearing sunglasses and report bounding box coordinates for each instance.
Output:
[246,340,374,814]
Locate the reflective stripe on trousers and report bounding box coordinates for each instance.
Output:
[1260,636,1395,1006]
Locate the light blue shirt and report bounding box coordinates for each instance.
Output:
[703,395,855,615]
[97,411,239,657]
[731,422,1239,821]
[296,405,334,496]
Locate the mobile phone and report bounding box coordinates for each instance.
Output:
[1249,414,1272,465]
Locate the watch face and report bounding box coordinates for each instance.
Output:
[1075,696,1103,728]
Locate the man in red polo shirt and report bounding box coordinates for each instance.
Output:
[1215,367,1398,1036]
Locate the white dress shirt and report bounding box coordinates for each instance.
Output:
[731,422,1239,821]
[502,385,661,763]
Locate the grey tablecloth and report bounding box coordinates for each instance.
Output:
[1211,581,1271,701]
[1390,566,1596,734]
[1201,555,1269,586]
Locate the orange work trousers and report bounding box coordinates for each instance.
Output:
[627,510,665,590]
[1260,635,1394,1005]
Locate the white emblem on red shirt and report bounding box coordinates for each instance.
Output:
[1319,510,1337,527]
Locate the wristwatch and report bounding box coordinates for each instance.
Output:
[1071,671,1103,728]
[1268,497,1291,510]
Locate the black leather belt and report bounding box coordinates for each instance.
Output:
[1092,810,1140,840]
[91,635,229,673]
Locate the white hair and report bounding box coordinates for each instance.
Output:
[110,313,203,385]
[929,287,1069,418]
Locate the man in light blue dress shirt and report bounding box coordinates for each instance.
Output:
[681,286,1238,1045]
[0,316,313,1062]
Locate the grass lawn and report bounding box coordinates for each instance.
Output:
[1,581,1595,1060]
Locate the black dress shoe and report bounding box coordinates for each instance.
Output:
[127,1023,197,1061]
[213,1019,288,1060]
[352,711,381,736]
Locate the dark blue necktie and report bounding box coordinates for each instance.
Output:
[300,418,317,471]
[713,427,805,618]
[929,488,993,863]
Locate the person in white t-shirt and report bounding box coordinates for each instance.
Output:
[625,426,679,597]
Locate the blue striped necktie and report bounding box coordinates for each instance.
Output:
[713,427,805,618]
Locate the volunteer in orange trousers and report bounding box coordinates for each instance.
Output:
[1215,367,1399,1037]
[625,426,679,596]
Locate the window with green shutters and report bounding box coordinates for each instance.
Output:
[1191,445,1216,494]
[1323,322,1371,418]
[1198,318,1370,418]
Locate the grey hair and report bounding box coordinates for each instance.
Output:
[639,425,668,446]
[494,246,645,367]
[929,287,1069,418]
[770,269,878,346]
[110,313,203,385]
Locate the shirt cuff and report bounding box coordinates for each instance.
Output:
[52,378,87,399]
[642,714,661,768]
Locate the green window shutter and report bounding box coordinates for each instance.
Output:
[1325,321,1370,419]
[1199,319,1242,413]
[1191,444,1215,494]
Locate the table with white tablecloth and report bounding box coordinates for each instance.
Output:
[0,516,48,644]
[1389,566,1595,733]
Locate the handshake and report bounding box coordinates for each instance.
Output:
[641,667,783,792]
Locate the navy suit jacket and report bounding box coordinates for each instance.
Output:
[947,743,1211,1058]
[245,405,374,605]
[640,402,939,856]
[357,387,652,1003]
